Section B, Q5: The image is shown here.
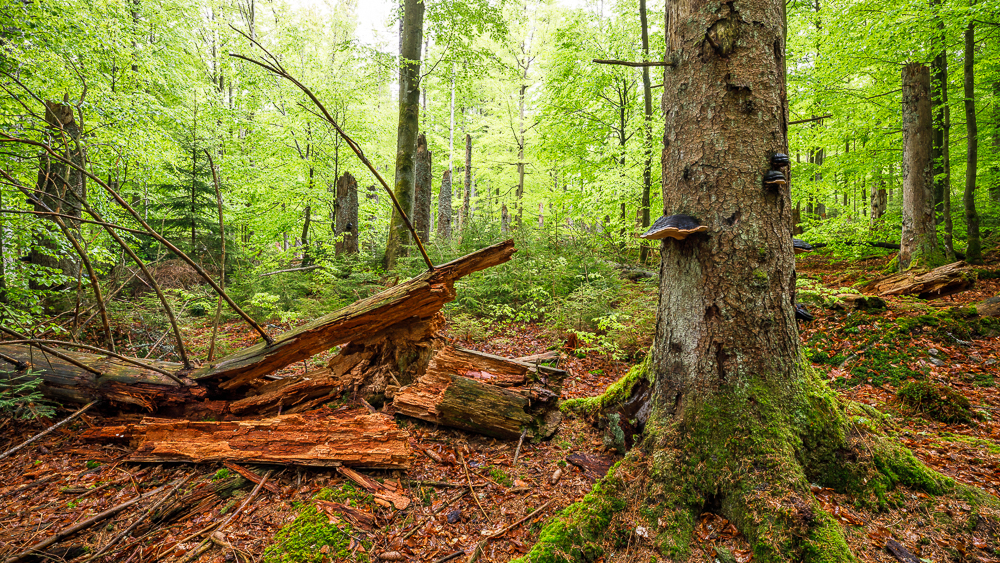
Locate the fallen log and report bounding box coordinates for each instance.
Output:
[0,344,199,409]
[861,261,976,299]
[192,240,516,391]
[82,407,411,468]
[392,346,566,439]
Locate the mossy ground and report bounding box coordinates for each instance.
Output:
[262,484,374,563]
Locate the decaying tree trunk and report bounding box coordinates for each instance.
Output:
[392,346,565,439]
[0,344,202,409]
[81,408,411,468]
[861,260,976,298]
[436,170,452,242]
[335,172,359,256]
[413,133,432,243]
[900,63,942,270]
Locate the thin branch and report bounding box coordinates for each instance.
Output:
[0,400,98,461]
[788,114,833,125]
[593,59,675,67]
[260,264,324,276]
[0,326,102,377]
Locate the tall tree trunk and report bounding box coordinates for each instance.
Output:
[413,133,432,243]
[462,133,472,230]
[300,205,312,267]
[383,0,424,269]
[871,167,887,224]
[963,14,982,264]
[335,172,359,256]
[436,170,452,242]
[930,0,955,258]
[900,63,942,270]
[993,81,1000,202]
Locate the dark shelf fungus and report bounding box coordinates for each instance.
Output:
[763,170,787,189]
[639,214,708,241]
[794,303,814,321]
[770,153,790,168]
[792,238,814,254]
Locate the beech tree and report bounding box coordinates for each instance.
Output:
[516,0,996,561]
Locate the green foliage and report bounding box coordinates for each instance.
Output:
[0,371,57,420]
[896,381,976,424]
[213,468,231,481]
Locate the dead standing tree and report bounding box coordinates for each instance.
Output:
[335,171,359,256]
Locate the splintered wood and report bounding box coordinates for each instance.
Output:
[863,261,976,299]
[192,240,517,390]
[392,347,565,439]
[82,408,411,469]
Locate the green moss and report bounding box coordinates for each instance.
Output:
[800,511,855,563]
[896,380,976,424]
[510,473,627,563]
[262,485,373,563]
[561,353,652,417]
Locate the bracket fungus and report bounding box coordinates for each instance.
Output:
[770,152,790,168]
[763,170,787,189]
[792,238,814,254]
[794,303,814,321]
[639,214,708,241]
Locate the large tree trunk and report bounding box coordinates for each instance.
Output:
[413,133,432,243]
[436,170,452,242]
[515,3,976,562]
[383,0,424,269]
[335,171,359,256]
[900,63,942,270]
[638,0,654,265]
[963,16,983,264]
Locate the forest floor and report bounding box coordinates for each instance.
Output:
[1,253,1000,563]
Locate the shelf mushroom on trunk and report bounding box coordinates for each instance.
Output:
[638,214,708,241]
[792,238,814,253]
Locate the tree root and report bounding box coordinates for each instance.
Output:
[533,358,1000,562]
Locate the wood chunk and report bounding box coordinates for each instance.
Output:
[392,346,565,440]
[337,467,411,510]
[885,539,920,563]
[0,344,200,409]
[82,408,411,469]
[862,261,976,299]
[229,369,339,415]
[566,453,616,482]
[315,499,375,530]
[192,240,517,390]
[223,462,281,494]
[513,351,561,366]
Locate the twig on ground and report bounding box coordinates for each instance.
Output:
[431,550,465,563]
[0,400,98,461]
[484,498,556,539]
[178,470,273,563]
[397,490,467,543]
[458,451,490,522]
[513,428,527,466]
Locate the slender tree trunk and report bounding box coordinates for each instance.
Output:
[963,14,982,264]
[335,172,359,256]
[900,63,941,270]
[300,205,312,267]
[500,203,510,235]
[383,0,424,269]
[436,170,452,242]
[462,133,472,230]
[993,81,1000,202]
[930,0,949,226]
[413,133,432,243]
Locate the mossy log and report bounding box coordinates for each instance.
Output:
[192,240,517,391]
[862,261,976,299]
[81,408,411,468]
[0,343,200,409]
[392,346,565,439]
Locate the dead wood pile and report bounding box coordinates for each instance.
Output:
[861,261,976,299]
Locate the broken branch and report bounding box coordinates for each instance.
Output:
[0,400,98,461]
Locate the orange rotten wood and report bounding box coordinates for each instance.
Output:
[82,408,411,468]
[191,240,517,391]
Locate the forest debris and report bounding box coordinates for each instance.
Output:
[862,261,976,299]
[393,346,565,440]
[315,499,375,530]
[223,462,281,494]
[565,453,615,481]
[179,471,272,563]
[550,467,562,484]
[337,466,411,509]
[976,296,1000,317]
[82,408,411,469]
[512,350,561,365]
[886,538,921,563]
[0,400,97,460]
[192,240,517,390]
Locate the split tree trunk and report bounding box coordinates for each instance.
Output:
[335,171,358,256]
[436,170,452,242]
[900,63,942,270]
[413,133,432,243]
[963,15,982,264]
[862,260,975,299]
[384,0,424,269]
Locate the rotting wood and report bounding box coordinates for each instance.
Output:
[191,240,516,390]
[223,462,281,494]
[392,346,565,440]
[82,408,412,469]
[0,344,199,409]
[337,466,411,509]
[565,453,616,482]
[862,261,976,298]
[315,499,376,530]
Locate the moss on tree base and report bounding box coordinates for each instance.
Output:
[521,357,999,563]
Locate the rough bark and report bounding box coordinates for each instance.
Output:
[300,204,312,267]
[384,0,424,269]
[335,171,359,256]
[0,344,201,409]
[32,101,85,285]
[870,169,887,224]
[930,0,951,232]
[436,170,453,242]
[500,204,510,235]
[81,408,412,469]
[900,63,942,270]
[963,15,982,264]
[862,260,976,299]
[191,240,517,390]
[392,346,565,439]
[413,133,432,243]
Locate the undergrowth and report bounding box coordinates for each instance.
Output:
[262,483,374,563]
